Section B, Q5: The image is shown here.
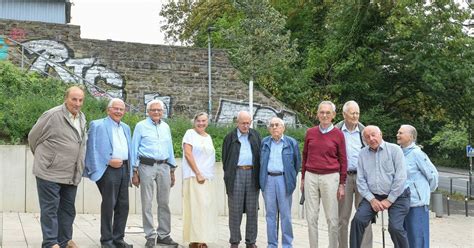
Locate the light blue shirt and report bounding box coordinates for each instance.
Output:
[357,141,407,203]
[267,136,284,173]
[237,129,253,166]
[130,117,176,168]
[341,124,362,172]
[319,124,334,134]
[109,117,128,160]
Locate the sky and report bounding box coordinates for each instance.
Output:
[70,0,171,45]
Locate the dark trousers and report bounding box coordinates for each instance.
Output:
[96,165,130,244]
[36,177,77,248]
[350,188,410,248]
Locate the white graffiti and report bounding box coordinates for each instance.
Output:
[22,40,124,99]
[215,99,297,126]
[144,93,172,118]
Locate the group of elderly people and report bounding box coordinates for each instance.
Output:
[29,85,438,248]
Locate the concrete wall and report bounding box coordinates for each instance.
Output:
[0,145,305,218]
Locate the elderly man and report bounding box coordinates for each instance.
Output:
[335,101,373,248]
[131,100,178,248]
[350,126,410,248]
[28,86,86,248]
[84,98,133,248]
[301,100,347,248]
[260,117,301,248]
[222,111,262,248]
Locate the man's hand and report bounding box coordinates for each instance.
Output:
[170,171,175,187]
[108,159,123,168]
[337,184,345,201]
[196,174,206,184]
[370,199,385,212]
[132,172,140,187]
[300,178,305,192]
[381,199,392,210]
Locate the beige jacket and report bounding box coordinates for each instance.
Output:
[28,104,87,185]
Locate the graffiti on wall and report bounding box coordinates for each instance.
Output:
[215,99,297,126]
[0,38,8,60]
[144,93,172,118]
[21,39,125,99]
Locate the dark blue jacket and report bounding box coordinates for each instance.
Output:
[260,135,301,194]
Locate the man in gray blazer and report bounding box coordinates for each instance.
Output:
[28,86,87,248]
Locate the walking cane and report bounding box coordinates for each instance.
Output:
[381,211,386,248]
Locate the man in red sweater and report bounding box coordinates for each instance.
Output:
[301,100,347,248]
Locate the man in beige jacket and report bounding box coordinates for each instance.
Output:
[28,86,87,248]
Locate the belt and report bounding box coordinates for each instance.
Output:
[347,170,357,175]
[108,160,128,168]
[139,156,167,166]
[268,172,284,176]
[237,165,253,170]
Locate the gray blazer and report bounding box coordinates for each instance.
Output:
[28,104,87,185]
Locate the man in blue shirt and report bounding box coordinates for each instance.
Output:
[260,117,301,248]
[85,98,133,248]
[350,125,409,248]
[130,100,178,248]
[335,101,372,248]
[222,111,261,248]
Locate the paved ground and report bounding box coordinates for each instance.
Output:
[1,210,473,248]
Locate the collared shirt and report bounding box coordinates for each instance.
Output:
[131,117,176,168]
[267,135,284,173]
[357,141,407,203]
[342,123,362,172]
[237,129,253,166]
[68,112,82,138]
[319,124,334,134]
[107,117,128,160]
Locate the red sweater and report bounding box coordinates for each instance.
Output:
[302,126,347,184]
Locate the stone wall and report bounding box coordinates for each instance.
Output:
[0,19,298,125]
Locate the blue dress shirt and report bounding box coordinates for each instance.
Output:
[237,129,253,166]
[341,124,362,172]
[130,117,176,168]
[267,136,284,173]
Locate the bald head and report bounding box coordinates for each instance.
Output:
[237,111,252,134]
[64,86,85,116]
[363,125,383,150]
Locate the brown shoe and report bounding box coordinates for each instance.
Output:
[189,243,198,248]
[230,244,239,248]
[66,240,78,248]
[246,244,257,248]
[197,243,208,248]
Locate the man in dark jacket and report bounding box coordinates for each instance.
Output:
[222,111,262,248]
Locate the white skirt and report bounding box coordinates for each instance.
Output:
[182,177,219,243]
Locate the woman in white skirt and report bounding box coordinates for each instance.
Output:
[182,112,218,248]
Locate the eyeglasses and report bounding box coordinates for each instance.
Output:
[148,109,163,113]
[269,123,281,128]
[348,112,360,116]
[109,107,125,112]
[318,111,332,116]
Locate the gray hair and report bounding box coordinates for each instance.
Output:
[107,98,124,108]
[237,110,252,121]
[318,100,336,113]
[362,125,382,136]
[342,100,359,113]
[401,124,417,142]
[146,99,164,111]
[267,117,285,128]
[193,112,209,122]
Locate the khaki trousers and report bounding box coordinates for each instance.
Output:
[338,173,373,248]
[304,172,339,248]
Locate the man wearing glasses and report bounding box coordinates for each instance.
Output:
[335,100,373,248]
[222,111,262,248]
[301,100,347,248]
[130,100,178,247]
[260,117,301,248]
[84,98,133,248]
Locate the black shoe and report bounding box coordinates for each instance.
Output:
[145,238,156,248]
[156,236,178,246]
[101,242,116,248]
[113,240,133,248]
